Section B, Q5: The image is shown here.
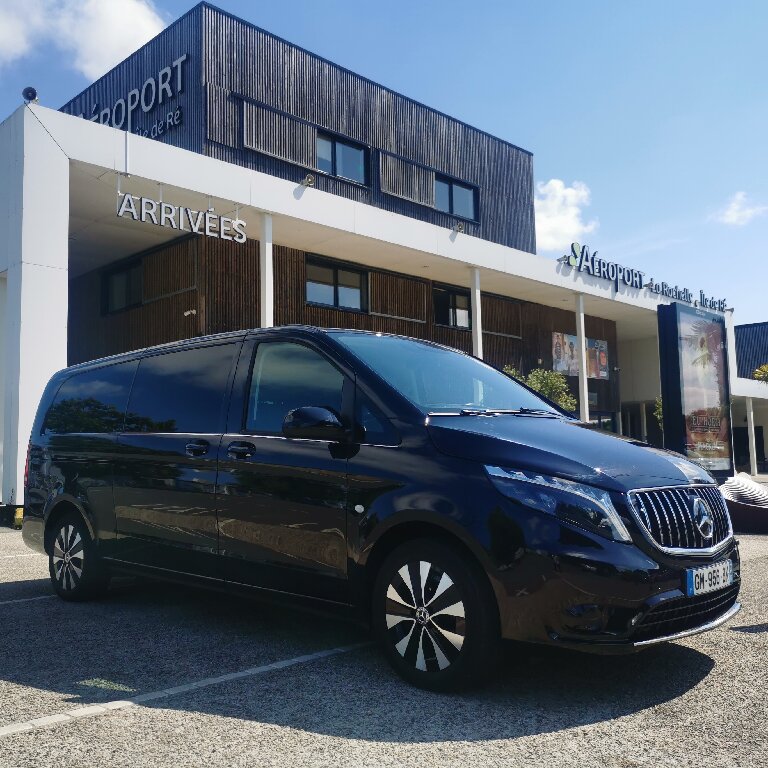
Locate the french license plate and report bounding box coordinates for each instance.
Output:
[686,560,733,597]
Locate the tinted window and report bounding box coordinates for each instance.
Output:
[246,342,344,434]
[336,141,366,184]
[316,133,367,184]
[44,361,137,434]
[317,135,334,175]
[331,333,558,415]
[104,262,142,313]
[305,257,367,311]
[452,183,476,220]
[435,178,451,213]
[434,176,477,220]
[433,287,471,329]
[306,262,335,305]
[125,344,237,434]
[338,269,363,310]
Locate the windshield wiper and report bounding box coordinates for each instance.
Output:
[428,408,559,417]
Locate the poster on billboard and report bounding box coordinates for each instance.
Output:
[658,303,733,475]
[552,333,609,380]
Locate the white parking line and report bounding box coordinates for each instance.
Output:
[0,595,56,606]
[0,642,370,738]
[0,554,45,559]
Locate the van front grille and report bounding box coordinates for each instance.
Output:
[628,485,732,552]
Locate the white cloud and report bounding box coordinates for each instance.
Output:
[0,0,166,80]
[713,191,768,227]
[534,179,599,253]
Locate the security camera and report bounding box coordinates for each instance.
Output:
[301,173,316,187]
[22,86,38,104]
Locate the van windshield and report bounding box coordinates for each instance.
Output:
[330,332,562,416]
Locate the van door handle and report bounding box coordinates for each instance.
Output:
[227,441,257,459]
[185,439,210,457]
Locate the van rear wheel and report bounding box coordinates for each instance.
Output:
[372,538,499,691]
[48,513,109,601]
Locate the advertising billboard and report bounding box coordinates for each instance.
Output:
[658,303,733,475]
[552,333,609,380]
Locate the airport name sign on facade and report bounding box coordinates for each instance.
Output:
[117,193,247,243]
[559,242,727,312]
[74,53,189,138]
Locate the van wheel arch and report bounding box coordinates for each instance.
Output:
[44,500,94,554]
[363,521,501,621]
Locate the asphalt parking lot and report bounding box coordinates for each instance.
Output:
[0,528,766,767]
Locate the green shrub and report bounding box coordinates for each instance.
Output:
[503,366,577,412]
[754,364,768,383]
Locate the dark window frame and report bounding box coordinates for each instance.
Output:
[316,131,369,186]
[305,256,369,313]
[102,259,143,315]
[434,175,479,222]
[433,285,472,331]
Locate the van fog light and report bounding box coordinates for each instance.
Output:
[484,466,632,543]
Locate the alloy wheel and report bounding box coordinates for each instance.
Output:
[384,560,467,673]
[52,524,84,592]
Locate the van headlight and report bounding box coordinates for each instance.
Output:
[484,465,632,543]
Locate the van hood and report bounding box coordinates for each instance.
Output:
[427,414,715,493]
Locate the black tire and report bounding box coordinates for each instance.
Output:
[48,512,110,601]
[372,538,500,691]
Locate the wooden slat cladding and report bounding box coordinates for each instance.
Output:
[243,101,316,167]
[200,5,535,252]
[483,334,523,372]
[143,238,196,301]
[68,237,203,364]
[198,236,260,335]
[481,294,522,337]
[379,153,434,207]
[370,272,427,322]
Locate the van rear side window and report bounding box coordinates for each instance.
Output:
[43,361,138,434]
[125,344,238,434]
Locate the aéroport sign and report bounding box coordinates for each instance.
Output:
[74,54,189,139]
[559,242,727,312]
[117,193,247,243]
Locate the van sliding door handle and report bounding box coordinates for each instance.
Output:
[185,440,210,457]
[227,441,257,459]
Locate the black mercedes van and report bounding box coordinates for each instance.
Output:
[22,327,740,690]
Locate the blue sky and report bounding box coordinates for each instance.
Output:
[1,0,766,324]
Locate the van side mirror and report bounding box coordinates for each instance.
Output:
[282,406,348,442]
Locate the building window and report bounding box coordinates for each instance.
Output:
[306,258,368,311]
[434,176,477,220]
[433,287,471,329]
[316,133,367,184]
[103,261,142,313]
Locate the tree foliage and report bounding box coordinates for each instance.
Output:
[754,364,768,383]
[503,366,577,412]
[653,396,664,431]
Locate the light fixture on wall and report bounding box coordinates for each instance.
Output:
[183,309,197,317]
[452,221,465,234]
[301,173,316,187]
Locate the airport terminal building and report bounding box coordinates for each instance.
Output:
[1,2,766,507]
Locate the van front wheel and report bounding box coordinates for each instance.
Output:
[372,538,499,691]
[48,513,109,601]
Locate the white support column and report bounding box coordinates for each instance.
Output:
[0,107,70,506]
[575,293,589,422]
[747,397,758,476]
[616,409,623,436]
[640,401,648,442]
[470,267,483,358]
[257,212,274,328]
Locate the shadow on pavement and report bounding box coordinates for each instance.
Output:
[0,578,720,741]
